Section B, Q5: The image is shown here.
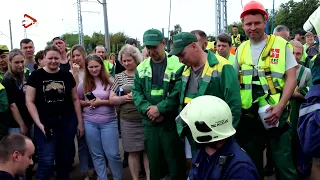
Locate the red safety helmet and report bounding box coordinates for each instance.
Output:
[240,1,268,20]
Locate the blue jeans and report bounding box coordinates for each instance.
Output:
[8,124,34,139]
[78,135,94,173]
[85,120,123,180]
[34,113,77,180]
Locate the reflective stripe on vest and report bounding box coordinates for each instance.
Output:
[136,54,183,96]
[310,54,318,68]
[0,83,4,90]
[237,36,287,109]
[182,55,229,104]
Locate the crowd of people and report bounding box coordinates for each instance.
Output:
[0,1,319,180]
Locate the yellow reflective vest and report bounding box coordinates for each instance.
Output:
[237,35,287,109]
[232,34,242,47]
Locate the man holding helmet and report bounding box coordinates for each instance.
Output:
[180,95,259,180]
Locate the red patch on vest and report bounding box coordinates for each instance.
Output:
[271,48,280,58]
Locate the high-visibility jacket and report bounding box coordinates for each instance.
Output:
[0,83,8,139]
[103,60,115,77]
[177,51,241,134]
[0,68,30,82]
[228,54,235,66]
[308,54,318,68]
[232,34,242,47]
[237,35,287,109]
[132,53,183,124]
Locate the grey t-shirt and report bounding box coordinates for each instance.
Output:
[187,66,205,94]
[233,39,298,76]
[296,65,312,88]
[151,58,167,86]
[24,61,36,73]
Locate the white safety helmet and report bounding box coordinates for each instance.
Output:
[179,95,236,144]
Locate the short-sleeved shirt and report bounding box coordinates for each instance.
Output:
[151,58,167,86]
[24,61,36,73]
[296,65,312,88]
[27,68,76,123]
[111,71,141,121]
[2,75,33,128]
[77,79,116,123]
[233,39,298,76]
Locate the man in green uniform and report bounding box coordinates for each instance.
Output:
[0,83,9,139]
[170,32,241,171]
[0,45,9,82]
[132,29,186,180]
[234,1,298,179]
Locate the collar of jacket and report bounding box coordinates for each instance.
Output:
[204,50,219,67]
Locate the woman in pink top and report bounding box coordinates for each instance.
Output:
[77,54,122,180]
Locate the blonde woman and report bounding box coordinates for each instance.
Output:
[1,49,34,179]
[109,44,150,180]
[70,44,96,180]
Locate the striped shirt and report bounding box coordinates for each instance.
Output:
[111,71,141,120]
[111,71,134,93]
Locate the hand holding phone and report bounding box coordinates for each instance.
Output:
[85,92,96,101]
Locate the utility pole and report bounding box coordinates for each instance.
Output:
[222,0,228,33]
[9,20,13,50]
[215,0,228,36]
[167,0,172,50]
[215,0,221,36]
[77,0,84,46]
[271,0,275,32]
[102,0,110,53]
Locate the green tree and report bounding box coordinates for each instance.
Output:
[273,0,320,36]
[46,31,130,53]
[228,22,245,36]
[207,35,216,42]
[169,24,182,39]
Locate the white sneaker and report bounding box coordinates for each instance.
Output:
[84,177,90,180]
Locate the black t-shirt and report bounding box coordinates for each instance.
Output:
[0,171,14,180]
[2,75,33,128]
[59,61,71,72]
[27,68,76,122]
[114,60,125,74]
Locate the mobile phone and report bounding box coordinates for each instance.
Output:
[85,92,96,101]
[45,127,54,141]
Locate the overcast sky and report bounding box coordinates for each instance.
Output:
[0,0,291,51]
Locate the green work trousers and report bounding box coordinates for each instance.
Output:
[290,98,305,167]
[235,108,298,180]
[143,118,186,180]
